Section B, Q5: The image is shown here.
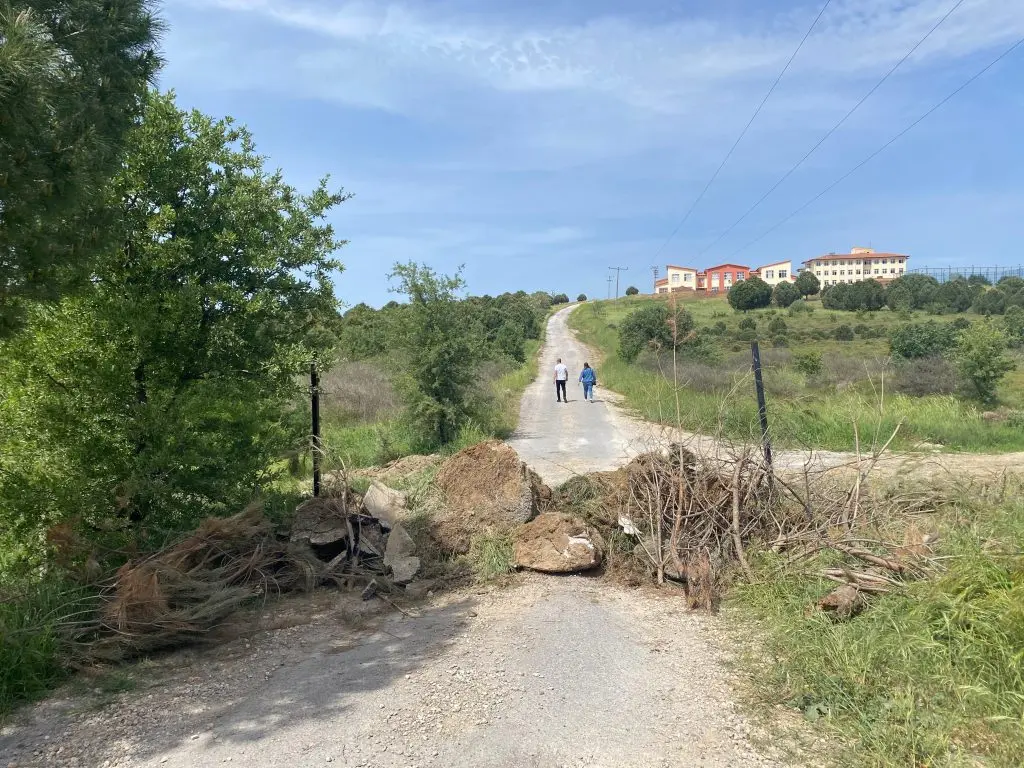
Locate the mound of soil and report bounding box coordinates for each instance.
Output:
[514,513,604,573]
[433,441,550,554]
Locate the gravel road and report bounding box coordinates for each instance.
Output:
[1,578,797,768]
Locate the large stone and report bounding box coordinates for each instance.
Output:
[434,441,550,554]
[384,523,420,584]
[514,513,603,573]
[362,481,408,529]
[290,497,354,547]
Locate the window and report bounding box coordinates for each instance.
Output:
[832,270,837,276]
[778,269,787,279]
[840,270,846,276]
[855,270,861,275]
[899,268,904,274]
[671,273,679,283]
[882,259,888,265]
[765,270,774,279]
[724,272,732,281]
[736,274,745,282]
[874,269,879,274]
[684,273,692,282]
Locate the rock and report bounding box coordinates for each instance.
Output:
[384,524,420,584]
[290,497,354,547]
[818,585,866,619]
[363,481,408,529]
[434,441,550,554]
[513,513,603,573]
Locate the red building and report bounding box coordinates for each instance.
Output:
[700,263,751,293]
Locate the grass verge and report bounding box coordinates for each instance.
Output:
[727,480,1024,767]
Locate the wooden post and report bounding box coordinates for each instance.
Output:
[310,362,322,498]
[751,341,773,468]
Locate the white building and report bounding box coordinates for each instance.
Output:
[752,260,795,286]
[802,247,909,287]
[656,264,700,293]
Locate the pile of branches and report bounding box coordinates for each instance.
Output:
[89,506,343,660]
[624,443,778,609]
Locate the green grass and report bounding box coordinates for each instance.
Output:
[571,296,1024,452]
[728,483,1024,767]
[468,530,516,581]
[0,579,94,717]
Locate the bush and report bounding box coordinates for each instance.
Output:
[889,321,960,359]
[833,324,855,341]
[788,299,813,315]
[773,282,801,308]
[973,289,1007,316]
[933,279,976,313]
[795,271,820,297]
[768,317,787,334]
[1004,306,1024,346]
[793,350,823,376]
[954,322,1015,404]
[853,324,869,336]
[771,334,788,347]
[625,286,639,296]
[551,293,570,305]
[714,320,728,334]
[738,316,757,331]
[618,304,694,362]
[894,357,961,397]
[728,277,772,311]
[735,327,757,342]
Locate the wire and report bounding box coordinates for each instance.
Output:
[697,0,967,260]
[650,0,833,263]
[726,36,1024,260]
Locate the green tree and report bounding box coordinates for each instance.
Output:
[973,289,1007,316]
[388,263,482,445]
[727,277,772,311]
[0,92,347,546]
[625,286,640,296]
[618,304,693,362]
[773,282,800,308]
[795,271,820,297]
[1004,306,1024,347]
[821,283,852,311]
[933,279,976,313]
[577,293,588,302]
[0,0,161,335]
[885,274,939,310]
[552,293,570,305]
[953,322,1015,404]
[889,321,960,359]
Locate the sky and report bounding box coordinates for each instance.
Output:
[157,0,1024,307]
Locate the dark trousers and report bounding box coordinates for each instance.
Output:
[555,380,567,401]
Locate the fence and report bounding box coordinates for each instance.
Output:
[908,265,1024,284]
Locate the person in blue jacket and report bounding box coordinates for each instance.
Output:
[579,362,598,403]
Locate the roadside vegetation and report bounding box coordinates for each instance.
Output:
[571,275,1024,452]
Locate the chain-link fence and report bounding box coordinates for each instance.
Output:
[908,265,1024,283]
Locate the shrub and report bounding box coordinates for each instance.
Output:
[735,328,757,342]
[738,316,757,331]
[773,282,801,308]
[793,350,823,376]
[894,357,961,397]
[768,317,787,334]
[933,279,976,313]
[973,289,1007,316]
[833,324,855,341]
[889,321,960,359]
[625,286,640,296]
[576,293,588,302]
[728,277,772,311]
[771,334,788,348]
[618,304,694,362]
[853,324,869,336]
[788,299,813,315]
[795,271,820,297]
[1004,306,1024,346]
[954,322,1015,404]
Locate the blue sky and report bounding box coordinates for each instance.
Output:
[158,0,1024,307]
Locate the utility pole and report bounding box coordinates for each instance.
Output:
[608,266,628,299]
[651,266,659,294]
[606,275,614,299]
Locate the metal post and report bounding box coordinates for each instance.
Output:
[608,266,628,299]
[750,341,773,468]
[310,362,322,498]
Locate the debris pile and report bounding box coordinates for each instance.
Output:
[434,440,551,553]
[514,512,604,573]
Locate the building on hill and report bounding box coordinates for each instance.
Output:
[702,263,751,294]
[751,260,796,286]
[655,264,700,293]
[802,247,909,287]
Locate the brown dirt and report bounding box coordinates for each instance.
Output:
[353,453,442,484]
[432,441,551,554]
[513,512,604,573]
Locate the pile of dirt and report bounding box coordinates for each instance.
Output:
[97,506,324,658]
[514,512,604,573]
[433,441,551,553]
[351,453,442,484]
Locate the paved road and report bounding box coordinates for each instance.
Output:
[507,305,657,486]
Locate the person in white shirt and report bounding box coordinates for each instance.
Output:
[553,358,569,403]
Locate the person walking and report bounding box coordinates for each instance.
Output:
[579,362,597,403]
[554,358,569,403]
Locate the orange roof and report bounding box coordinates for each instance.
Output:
[703,263,751,273]
[655,278,668,285]
[804,252,908,264]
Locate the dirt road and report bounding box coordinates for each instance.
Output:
[512,305,1024,486]
[0,578,794,768]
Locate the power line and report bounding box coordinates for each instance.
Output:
[650,0,833,264]
[608,266,628,298]
[697,0,967,260]
[726,36,1024,261]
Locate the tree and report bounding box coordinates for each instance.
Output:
[727,277,772,311]
[0,92,347,543]
[773,282,800,308]
[967,274,991,287]
[889,321,960,359]
[625,286,640,296]
[1004,306,1024,347]
[933,279,975,313]
[577,293,588,302]
[389,263,484,445]
[973,289,1007,316]
[953,322,1015,404]
[551,293,570,305]
[821,283,852,310]
[0,1,161,335]
[885,274,939,310]
[618,304,693,362]
[856,279,886,311]
[795,271,820,297]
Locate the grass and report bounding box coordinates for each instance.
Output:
[571,295,1024,452]
[728,480,1024,767]
[468,530,516,582]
